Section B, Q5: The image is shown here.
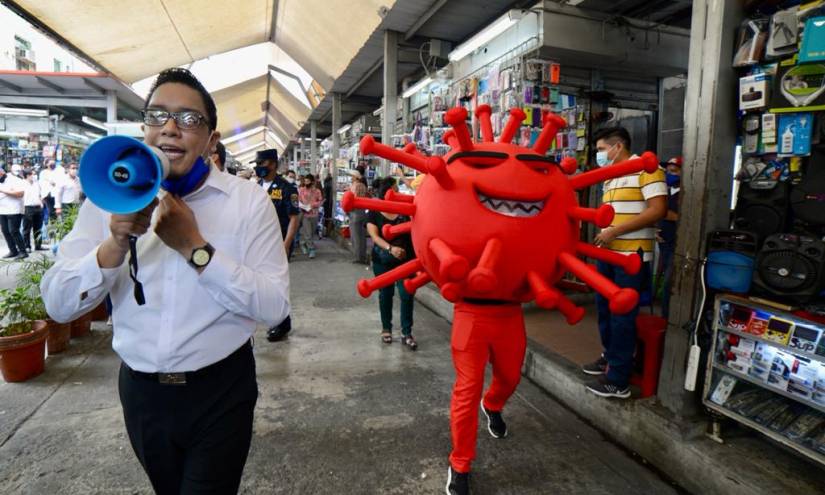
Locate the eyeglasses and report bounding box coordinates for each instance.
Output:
[142,109,207,130]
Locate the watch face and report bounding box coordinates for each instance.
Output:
[192,248,210,266]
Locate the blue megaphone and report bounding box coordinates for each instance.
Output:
[79,136,170,214]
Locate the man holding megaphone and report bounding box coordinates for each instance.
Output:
[41,68,290,494]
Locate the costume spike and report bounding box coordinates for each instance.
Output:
[385,189,415,203]
[381,221,412,241]
[467,238,502,293]
[532,113,567,154]
[360,134,428,174]
[440,282,463,303]
[557,253,638,314]
[569,152,659,190]
[427,155,455,189]
[568,205,615,229]
[445,107,474,151]
[429,238,470,282]
[575,242,642,275]
[356,259,423,297]
[341,191,416,216]
[499,108,526,144]
[556,292,586,325]
[403,271,432,295]
[443,129,460,148]
[527,272,559,309]
[402,142,424,157]
[475,104,494,143]
[559,156,578,175]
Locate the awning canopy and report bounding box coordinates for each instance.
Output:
[0,70,144,112]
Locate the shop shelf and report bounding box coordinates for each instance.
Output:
[703,400,825,466]
[711,363,825,415]
[718,325,825,366]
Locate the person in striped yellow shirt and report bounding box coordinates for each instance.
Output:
[582,127,667,399]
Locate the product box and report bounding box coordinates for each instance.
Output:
[789,324,822,355]
[753,342,779,368]
[750,363,772,382]
[768,351,795,391]
[710,374,738,405]
[746,312,771,337]
[765,316,796,345]
[788,358,818,399]
[800,16,825,63]
[771,57,825,112]
[728,357,752,375]
[762,113,778,153]
[778,113,813,156]
[741,73,770,110]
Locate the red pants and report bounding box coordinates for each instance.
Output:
[449,302,526,473]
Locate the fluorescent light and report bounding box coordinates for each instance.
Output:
[0,131,29,138]
[337,124,352,134]
[223,126,265,145]
[67,132,90,141]
[565,0,586,5]
[84,131,103,139]
[448,10,522,62]
[402,76,433,98]
[82,116,108,131]
[0,107,48,117]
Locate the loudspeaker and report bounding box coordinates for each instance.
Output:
[733,181,789,243]
[790,156,825,226]
[706,230,758,293]
[79,136,170,214]
[753,233,825,302]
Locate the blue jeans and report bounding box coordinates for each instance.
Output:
[372,248,414,336]
[595,259,647,387]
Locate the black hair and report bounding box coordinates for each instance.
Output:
[304,173,315,184]
[144,68,217,131]
[376,177,396,200]
[214,141,226,166]
[593,127,631,151]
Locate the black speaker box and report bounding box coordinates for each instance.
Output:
[733,182,790,243]
[753,233,825,302]
[790,158,825,226]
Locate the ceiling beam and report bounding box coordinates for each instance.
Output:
[0,79,22,93]
[82,77,107,95]
[0,95,106,108]
[35,76,65,94]
[345,58,383,99]
[404,0,449,40]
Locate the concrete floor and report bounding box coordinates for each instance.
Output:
[0,240,683,494]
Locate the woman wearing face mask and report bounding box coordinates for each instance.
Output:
[298,173,323,259]
[657,157,681,318]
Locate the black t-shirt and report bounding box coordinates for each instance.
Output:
[367,210,414,259]
[658,188,679,246]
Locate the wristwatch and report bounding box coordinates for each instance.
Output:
[188,243,215,269]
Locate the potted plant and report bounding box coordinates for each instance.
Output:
[12,254,72,353]
[0,286,49,382]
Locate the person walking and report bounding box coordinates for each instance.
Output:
[298,173,323,259]
[21,169,45,251]
[0,166,28,259]
[41,68,290,494]
[39,158,64,221]
[366,177,417,350]
[55,162,83,217]
[349,166,369,264]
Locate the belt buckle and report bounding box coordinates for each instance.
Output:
[158,372,186,385]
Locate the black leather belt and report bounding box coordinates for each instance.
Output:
[127,340,252,385]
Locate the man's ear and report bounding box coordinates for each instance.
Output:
[207,131,221,156]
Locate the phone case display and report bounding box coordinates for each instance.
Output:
[704,294,825,465]
[799,16,825,63]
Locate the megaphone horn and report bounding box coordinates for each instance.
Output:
[79,136,170,215]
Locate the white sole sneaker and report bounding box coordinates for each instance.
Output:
[480,403,507,439]
[585,383,631,399]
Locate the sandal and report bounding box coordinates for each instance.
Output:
[402,335,418,351]
[381,332,392,344]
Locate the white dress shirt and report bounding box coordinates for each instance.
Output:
[55,175,83,208]
[39,166,65,198]
[41,168,291,373]
[0,174,26,215]
[23,180,42,207]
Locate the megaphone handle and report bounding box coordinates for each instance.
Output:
[128,235,146,306]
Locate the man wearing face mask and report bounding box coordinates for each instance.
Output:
[38,158,65,221]
[582,127,667,399]
[253,149,299,342]
[657,157,682,319]
[55,162,83,217]
[41,68,290,494]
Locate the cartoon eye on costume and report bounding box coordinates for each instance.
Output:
[447,151,508,168]
[516,154,556,175]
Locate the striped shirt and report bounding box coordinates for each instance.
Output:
[600,155,667,261]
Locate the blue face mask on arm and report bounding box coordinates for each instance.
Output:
[161,156,210,196]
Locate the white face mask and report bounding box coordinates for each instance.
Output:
[595,144,617,167]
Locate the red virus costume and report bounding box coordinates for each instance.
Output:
[342,105,659,474]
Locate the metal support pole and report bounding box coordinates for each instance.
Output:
[658,0,743,417]
[300,138,307,172]
[293,145,298,170]
[310,120,318,175]
[382,30,399,177]
[105,90,118,135]
[331,92,343,224]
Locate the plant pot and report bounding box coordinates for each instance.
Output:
[0,320,48,382]
[90,301,109,322]
[70,314,92,338]
[45,319,71,355]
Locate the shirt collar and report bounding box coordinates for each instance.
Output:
[195,166,231,197]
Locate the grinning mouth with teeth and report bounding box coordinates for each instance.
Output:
[477,191,545,218]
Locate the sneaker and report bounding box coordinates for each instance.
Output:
[15,252,28,260]
[480,403,507,439]
[267,325,290,342]
[401,335,418,351]
[300,244,309,255]
[308,249,316,259]
[581,355,608,375]
[3,252,17,259]
[585,376,631,399]
[445,466,469,495]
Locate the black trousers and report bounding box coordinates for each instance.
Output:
[43,195,55,221]
[0,214,27,256]
[118,342,258,495]
[22,206,43,250]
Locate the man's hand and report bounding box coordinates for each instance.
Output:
[594,227,618,248]
[389,246,406,260]
[97,198,159,268]
[155,194,205,259]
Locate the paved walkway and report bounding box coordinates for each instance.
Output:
[0,240,682,494]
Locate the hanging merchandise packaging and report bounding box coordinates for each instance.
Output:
[733,18,768,67]
[744,114,761,154]
[740,73,770,110]
[800,16,825,63]
[767,8,799,58]
[772,58,825,111]
[778,112,813,155]
[762,113,777,153]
